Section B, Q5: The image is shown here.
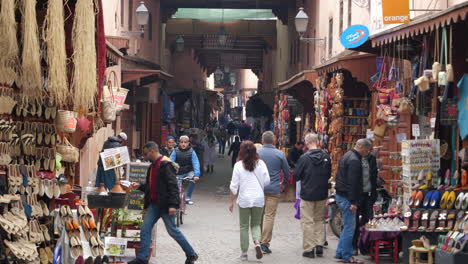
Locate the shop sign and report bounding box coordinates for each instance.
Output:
[340,25,369,48]
[100,147,130,171]
[127,162,150,210]
[104,237,127,256]
[382,0,410,24]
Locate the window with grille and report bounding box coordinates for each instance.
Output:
[121,0,125,27]
[348,0,352,27]
[329,18,333,56]
[129,0,133,31]
[148,14,152,40]
[339,0,344,35]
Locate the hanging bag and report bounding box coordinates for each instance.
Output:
[438,27,448,87]
[56,137,79,163]
[102,70,129,111]
[101,78,117,123]
[445,26,454,82]
[56,110,78,133]
[431,28,440,83]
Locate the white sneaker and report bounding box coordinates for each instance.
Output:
[240,254,248,261]
[185,199,194,205]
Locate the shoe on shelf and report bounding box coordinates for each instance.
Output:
[185,199,194,205]
[303,251,315,258]
[315,245,323,257]
[261,245,272,254]
[185,254,198,264]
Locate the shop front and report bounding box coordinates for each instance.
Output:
[350,3,468,262]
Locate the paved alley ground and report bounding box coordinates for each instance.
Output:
[126,154,385,263]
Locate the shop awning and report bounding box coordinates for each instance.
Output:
[355,1,468,50]
[278,70,318,112]
[122,69,173,84]
[278,70,318,91]
[312,52,376,87]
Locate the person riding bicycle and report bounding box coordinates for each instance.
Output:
[170,135,201,205]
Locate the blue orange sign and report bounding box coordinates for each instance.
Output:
[340,25,369,48]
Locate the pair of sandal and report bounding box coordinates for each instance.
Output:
[90,235,105,257]
[42,178,62,199]
[3,239,39,262]
[36,147,57,172]
[0,201,28,234]
[78,205,97,240]
[39,247,54,264]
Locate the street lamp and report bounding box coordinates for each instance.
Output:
[175,35,184,52]
[122,1,149,35]
[214,67,224,82]
[294,7,326,45]
[136,1,149,26]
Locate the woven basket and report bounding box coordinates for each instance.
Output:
[102,70,128,111]
[56,110,77,133]
[57,138,79,163]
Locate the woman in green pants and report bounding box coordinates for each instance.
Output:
[229,141,271,261]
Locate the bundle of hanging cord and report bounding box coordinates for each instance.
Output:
[71,0,97,111]
[0,0,19,86]
[19,0,43,95]
[43,0,69,107]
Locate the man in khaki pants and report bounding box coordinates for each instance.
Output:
[257,131,290,254]
[294,133,331,258]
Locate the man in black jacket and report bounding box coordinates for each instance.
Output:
[334,139,372,264]
[294,133,331,258]
[352,145,378,255]
[128,142,198,264]
[287,141,304,169]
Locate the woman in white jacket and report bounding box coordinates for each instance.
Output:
[229,141,270,261]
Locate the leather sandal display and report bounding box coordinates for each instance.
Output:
[410,210,421,231]
[446,191,456,210]
[426,211,439,232]
[440,191,449,209]
[436,210,448,232]
[445,211,456,231]
[400,210,412,231]
[430,191,441,208]
[414,191,424,208]
[418,210,430,231]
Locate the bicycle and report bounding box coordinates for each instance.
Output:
[176,177,194,227]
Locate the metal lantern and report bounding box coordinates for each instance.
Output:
[214,67,224,82]
[295,7,309,36]
[136,1,150,26]
[175,36,184,52]
[217,26,228,46]
[230,73,237,86]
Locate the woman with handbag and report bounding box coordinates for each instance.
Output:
[229,141,270,261]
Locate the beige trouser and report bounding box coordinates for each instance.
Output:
[261,193,281,247]
[300,199,326,252]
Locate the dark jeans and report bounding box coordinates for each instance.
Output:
[218,140,226,154]
[137,204,196,261]
[352,193,375,250]
[335,194,356,261]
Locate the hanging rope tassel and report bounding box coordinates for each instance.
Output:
[0,0,18,86]
[72,0,97,112]
[44,0,69,107]
[19,0,43,95]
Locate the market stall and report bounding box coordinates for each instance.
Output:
[349,3,468,263]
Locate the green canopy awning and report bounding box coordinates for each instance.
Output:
[173,8,276,22]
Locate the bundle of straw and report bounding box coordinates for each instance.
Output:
[19,0,43,95]
[71,0,97,111]
[0,0,19,86]
[43,0,68,107]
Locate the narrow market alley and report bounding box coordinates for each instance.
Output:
[149,154,343,264]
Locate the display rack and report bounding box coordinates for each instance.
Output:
[342,97,370,151]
